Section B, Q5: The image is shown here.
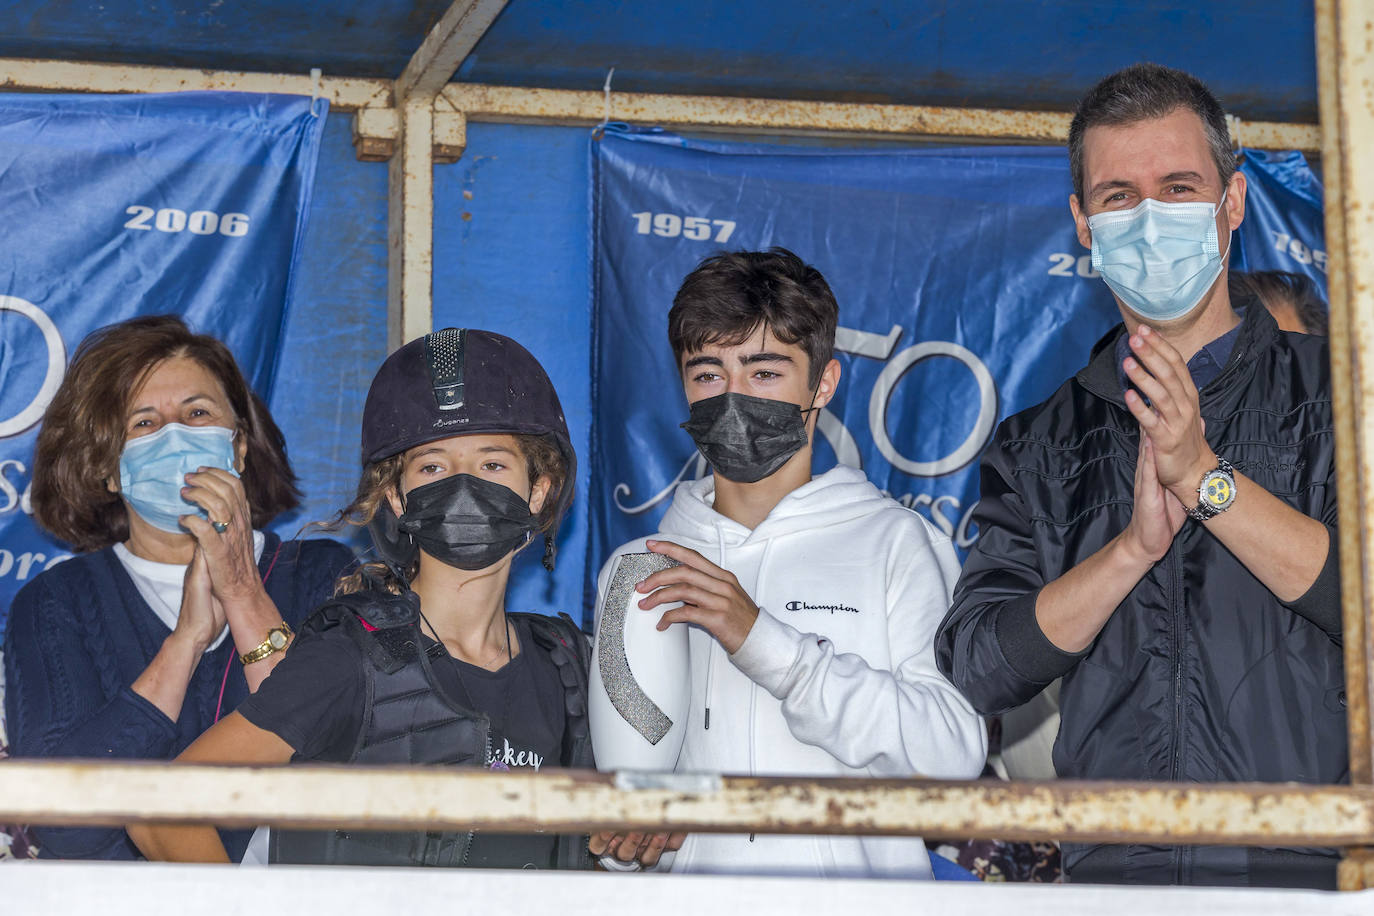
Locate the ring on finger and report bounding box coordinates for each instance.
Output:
[211,519,230,534]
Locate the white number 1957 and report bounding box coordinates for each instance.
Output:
[632,211,736,243]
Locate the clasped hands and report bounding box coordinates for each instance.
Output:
[173,466,273,653]
[1120,325,1218,565]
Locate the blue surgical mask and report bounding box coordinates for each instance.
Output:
[117,423,238,533]
[1088,192,1231,322]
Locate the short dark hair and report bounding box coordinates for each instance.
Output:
[1069,63,1236,202]
[668,247,839,388]
[1228,270,1329,336]
[32,315,301,551]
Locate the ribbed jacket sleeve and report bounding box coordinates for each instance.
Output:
[935,443,1086,717]
[4,573,178,858]
[1280,525,1342,641]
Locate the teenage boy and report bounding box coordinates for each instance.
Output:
[590,248,985,879]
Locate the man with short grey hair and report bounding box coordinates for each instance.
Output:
[937,63,1344,888]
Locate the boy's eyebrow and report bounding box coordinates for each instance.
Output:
[683,351,795,370]
[739,352,794,365]
[683,355,724,370]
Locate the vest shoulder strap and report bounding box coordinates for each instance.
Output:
[512,612,593,769]
[301,587,423,674]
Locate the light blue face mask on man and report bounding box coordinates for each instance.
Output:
[1088,192,1231,322]
[117,423,238,533]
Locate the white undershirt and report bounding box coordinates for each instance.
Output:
[113,531,266,653]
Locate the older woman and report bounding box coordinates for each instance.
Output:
[2,315,354,861]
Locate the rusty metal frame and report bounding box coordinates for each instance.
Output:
[384,0,508,350]
[1316,0,1374,892]
[0,7,1370,891]
[437,83,1320,152]
[3,761,1373,849]
[1318,0,1374,788]
[396,0,509,103]
[0,58,393,108]
[0,58,1320,152]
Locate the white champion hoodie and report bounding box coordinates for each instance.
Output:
[595,465,986,879]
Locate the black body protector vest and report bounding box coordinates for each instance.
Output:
[269,586,593,869]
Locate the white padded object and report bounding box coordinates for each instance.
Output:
[590,552,690,772]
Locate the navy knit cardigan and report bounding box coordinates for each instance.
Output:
[3,533,354,861]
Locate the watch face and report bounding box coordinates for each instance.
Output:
[1203,470,1235,509]
[268,630,288,649]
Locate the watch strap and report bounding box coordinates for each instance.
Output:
[1184,501,1218,523]
[240,621,294,665]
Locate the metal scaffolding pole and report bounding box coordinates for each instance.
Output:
[1315,0,1374,892]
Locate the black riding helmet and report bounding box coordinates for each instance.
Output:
[361,328,576,571]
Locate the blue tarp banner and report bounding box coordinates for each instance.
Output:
[0,92,328,635]
[589,127,1325,604]
[1232,148,1329,298]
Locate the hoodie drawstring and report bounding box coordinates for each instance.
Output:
[704,526,726,731]
[746,537,778,844]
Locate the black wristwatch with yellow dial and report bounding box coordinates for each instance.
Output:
[1186,455,1236,522]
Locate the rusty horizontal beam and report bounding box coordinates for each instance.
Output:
[0,58,391,109]
[0,58,1318,152]
[4,761,1372,847]
[439,83,1322,151]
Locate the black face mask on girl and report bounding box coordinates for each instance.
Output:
[680,391,814,484]
[397,473,537,570]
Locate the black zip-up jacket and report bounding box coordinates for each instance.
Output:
[936,302,1345,888]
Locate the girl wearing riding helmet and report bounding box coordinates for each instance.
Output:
[130,328,590,869]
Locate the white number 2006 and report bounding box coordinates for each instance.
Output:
[632,211,736,243]
[124,206,250,237]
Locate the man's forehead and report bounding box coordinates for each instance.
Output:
[1081,107,1219,187]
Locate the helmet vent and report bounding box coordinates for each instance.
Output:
[426,328,466,411]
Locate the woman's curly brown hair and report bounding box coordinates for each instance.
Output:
[31,315,300,551]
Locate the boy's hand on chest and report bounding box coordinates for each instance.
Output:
[634,539,759,655]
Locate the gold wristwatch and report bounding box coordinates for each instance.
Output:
[240,621,293,665]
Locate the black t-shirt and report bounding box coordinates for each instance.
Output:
[239,613,568,868]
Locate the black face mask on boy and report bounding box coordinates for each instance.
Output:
[680,391,815,484]
[397,473,537,570]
